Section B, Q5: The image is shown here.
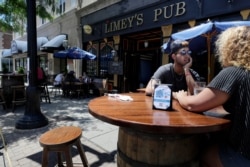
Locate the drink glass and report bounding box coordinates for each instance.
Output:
[194,81,206,95]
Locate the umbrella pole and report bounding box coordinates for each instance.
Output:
[207,37,211,83]
[207,30,217,83]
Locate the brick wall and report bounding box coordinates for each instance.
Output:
[0,32,12,49]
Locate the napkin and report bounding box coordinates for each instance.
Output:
[118,95,133,101]
[107,94,133,101]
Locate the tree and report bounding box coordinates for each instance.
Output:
[0,0,58,34]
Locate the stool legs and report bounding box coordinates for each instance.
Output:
[76,139,89,167]
[11,85,26,112]
[0,89,7,110]
[41,142,88,167]
[39,83,51,103]
[57,152,64,167]
[64,147,73,167]
[41,147,49,167]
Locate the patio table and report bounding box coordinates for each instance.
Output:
[88,92,230,167]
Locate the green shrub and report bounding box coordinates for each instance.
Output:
[18,67,24,74]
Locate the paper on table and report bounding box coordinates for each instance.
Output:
[107,94,133,101]
[118,95,133,101]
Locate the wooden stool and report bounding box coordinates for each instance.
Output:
[39,83,51,103]
[11,85,26,112]
[0,88,7,110]
[51,85,62,96]
[39,126,88,167]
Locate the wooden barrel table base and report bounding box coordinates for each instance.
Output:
[117,127,201,167]
[39,126,88,167]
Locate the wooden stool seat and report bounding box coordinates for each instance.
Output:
[39,126,88,167]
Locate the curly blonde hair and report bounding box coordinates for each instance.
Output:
[215,26,250,70]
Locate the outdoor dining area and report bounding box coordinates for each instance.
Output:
[50,70,108,99]
[61,80,89,98]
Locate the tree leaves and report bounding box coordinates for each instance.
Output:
[0,0,58,34]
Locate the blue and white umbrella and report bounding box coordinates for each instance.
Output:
[54,47,96,60]
[162,21,250,81]
[163,21,250,53]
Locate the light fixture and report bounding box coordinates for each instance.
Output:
[111,50,117,58]
[144,41,149,48]
[62,39,68,50]
[83,25,93,34]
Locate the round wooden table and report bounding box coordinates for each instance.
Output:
[88,93,230,167]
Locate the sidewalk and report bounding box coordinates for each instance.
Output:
[0,90,118,167]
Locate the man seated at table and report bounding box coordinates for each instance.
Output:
[64,71,79,82]
[54,71,65,87]
[62,71,80,97]
[145,39,200,96]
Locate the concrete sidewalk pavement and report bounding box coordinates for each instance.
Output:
[0,91,118,167]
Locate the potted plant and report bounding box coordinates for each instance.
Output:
[2,63,8,73]
[18,67,24,74]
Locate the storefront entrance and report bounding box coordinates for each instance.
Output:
[122,28,162,92]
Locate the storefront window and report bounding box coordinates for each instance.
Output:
[100,42,113,78]
[15,57,27,72]
[86,44,98,77]
[86,42,114,78]
[39,55,48,75]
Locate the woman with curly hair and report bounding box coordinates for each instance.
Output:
[174,26,250,167]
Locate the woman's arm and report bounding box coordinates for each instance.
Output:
[175,88,229,112]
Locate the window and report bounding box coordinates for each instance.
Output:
[100,42,113,78]
[15,57,27,72]
[86,44,98,77]
[71,0,77,7]
[86,41,114,78]
[59,0,65,14]
[42,18,46,24]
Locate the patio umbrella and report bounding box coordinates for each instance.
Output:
[163,21,250,82]
[214,21,250,30]
[54,47,96,60]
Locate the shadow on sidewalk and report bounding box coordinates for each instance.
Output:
[27,144,117,167]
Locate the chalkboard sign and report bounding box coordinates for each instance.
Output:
[108,61,123,75]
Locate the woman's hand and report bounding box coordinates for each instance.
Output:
[173,90,188,101]
[172,92,178,99]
